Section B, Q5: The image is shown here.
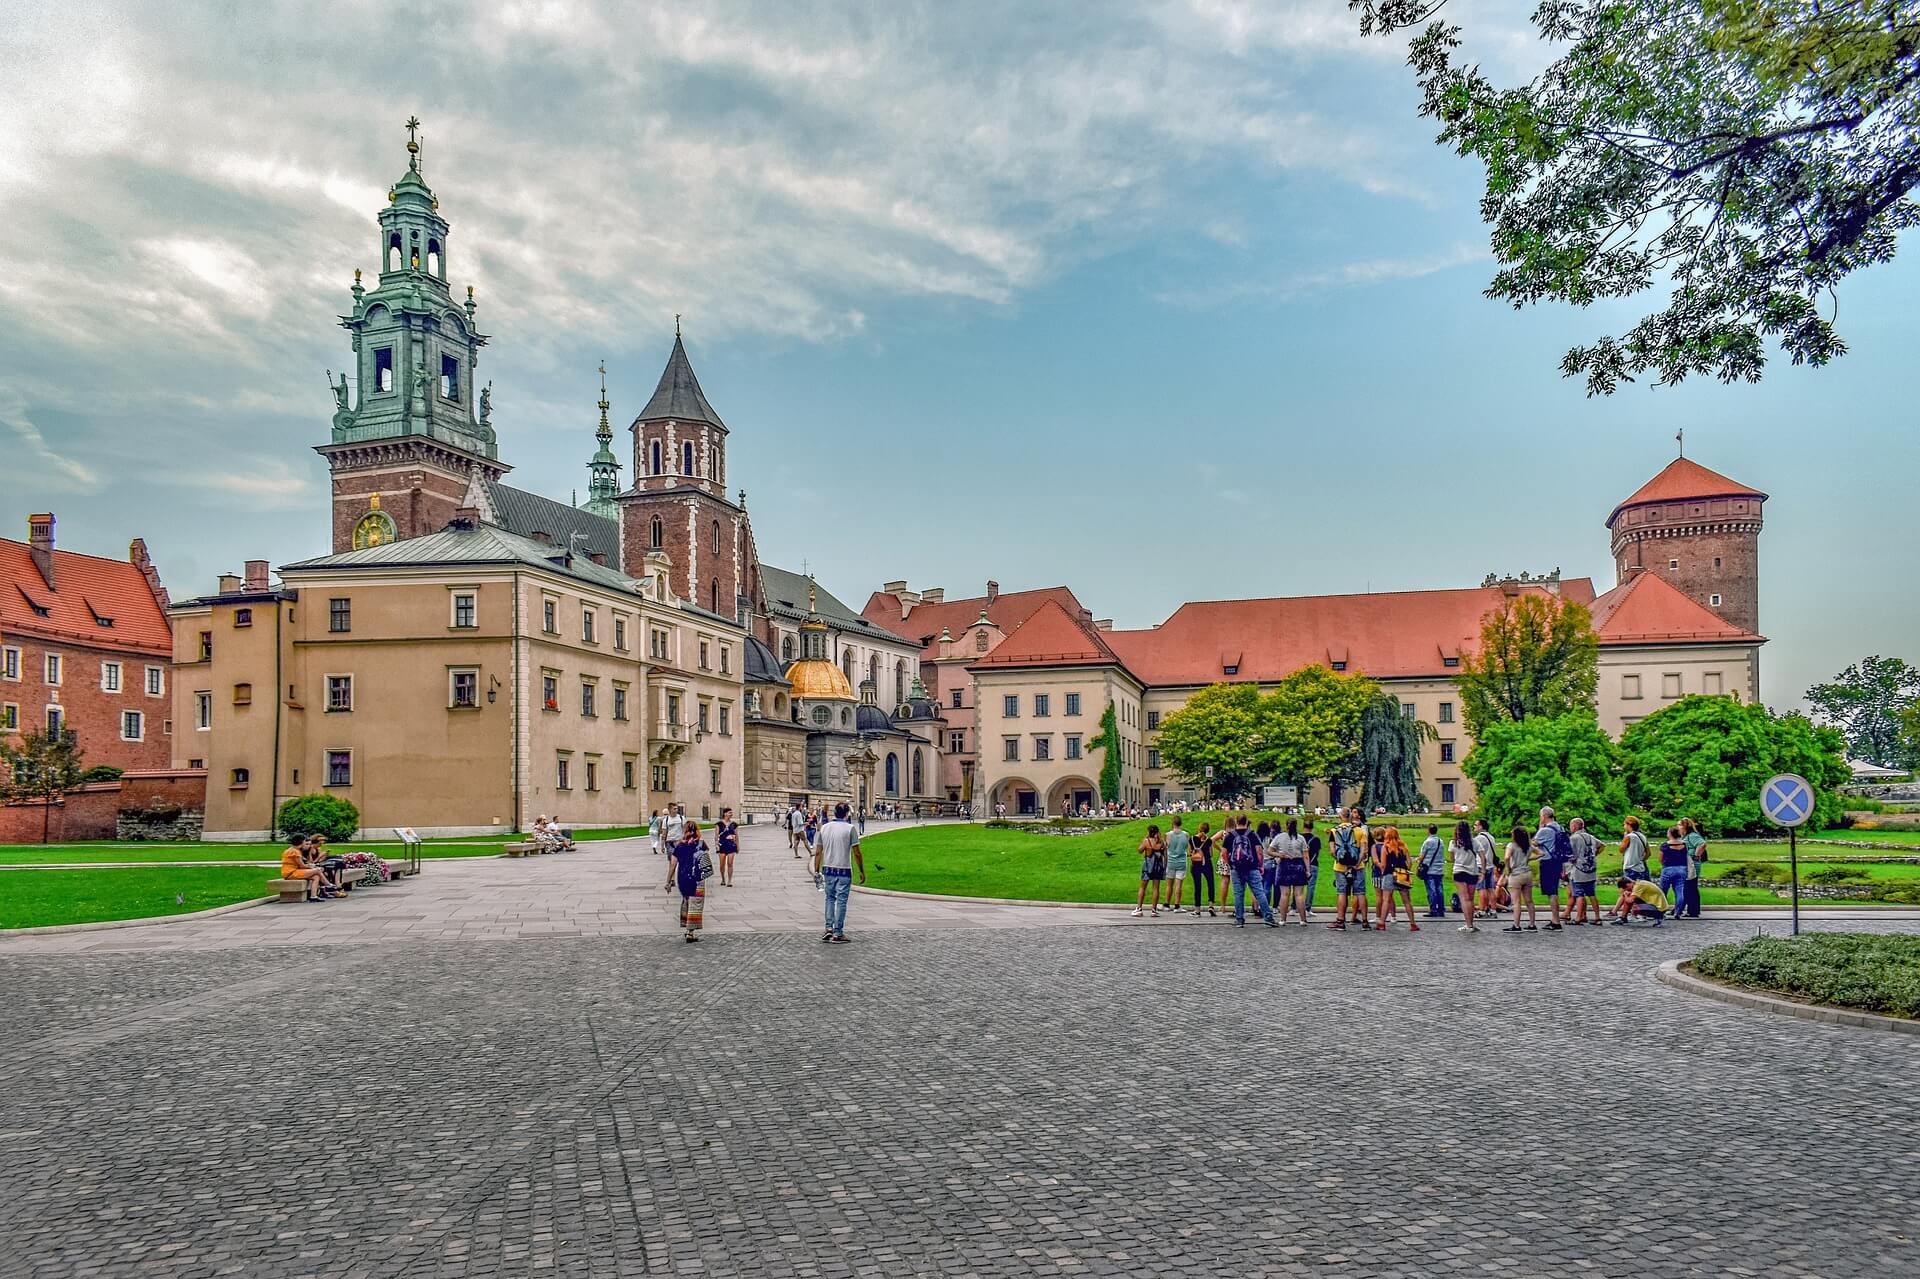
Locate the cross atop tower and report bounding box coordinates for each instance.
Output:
[404,115,422,169]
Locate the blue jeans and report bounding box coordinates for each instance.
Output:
[1303,859,1319,912]
[1659,867,1687,915]
[823,870,852,935]
[1231,866,1274,925]
[1423,873,1448,916]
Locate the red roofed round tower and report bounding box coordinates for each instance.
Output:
[1606,453,1766,635]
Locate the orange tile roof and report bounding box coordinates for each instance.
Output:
[1101,581,1599,686]
[862,585,1086,654]
[1,538,172,654]
[1608,457,1765,526]
[969,599,1121,670]
[1587,570,1763,644]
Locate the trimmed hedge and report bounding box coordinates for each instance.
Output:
[1691,933,1920,1019]
[277,793,360,843]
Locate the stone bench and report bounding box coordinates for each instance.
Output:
[270,866,368,903]
[503,842,539,857]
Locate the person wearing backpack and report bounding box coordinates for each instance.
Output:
[1418,824,1448,918]
[1133,824,1168,918]
[1682,817,1707,918]
[1223,815,1276,928]
[668,819,711,943]
[1533,805,1570,931]
[1566,817,1604,925]
[1619,815,1652,882]
[1327,810,1367,931]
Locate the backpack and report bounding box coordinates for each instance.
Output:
[1332,825,1358,868]
[1551,825,1573,863]
[695,844,715,881]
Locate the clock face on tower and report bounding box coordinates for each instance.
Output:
[352,510,398,549]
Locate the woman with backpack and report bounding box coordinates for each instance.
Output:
[1133,824,1168,918]
[668,819,712,943]
[1374,826,1421,931]
[1682,817,1707,918]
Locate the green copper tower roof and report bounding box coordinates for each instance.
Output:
[583,361,622,519]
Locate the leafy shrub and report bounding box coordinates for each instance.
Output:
[277,793,361,842]
[80,765,126,784]
[1691,933,1920,1019]
[1620,696,1850,836]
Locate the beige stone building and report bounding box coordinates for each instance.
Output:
[171,518,744,840]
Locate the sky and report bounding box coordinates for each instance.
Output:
[2,0,1914,713]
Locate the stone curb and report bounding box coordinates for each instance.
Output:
[1654,959,1920,1037]
[0,894,278,939]
[852,885,1130,910]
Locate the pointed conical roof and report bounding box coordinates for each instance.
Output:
[1607,457,1764,527]
[637,335,725,429]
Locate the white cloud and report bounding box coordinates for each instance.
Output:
[1153,241,1489,307]
[0,390,100,492]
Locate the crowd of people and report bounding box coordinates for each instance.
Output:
[1131,806,1709,932]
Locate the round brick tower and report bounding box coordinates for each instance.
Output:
[1607,455,1766,634]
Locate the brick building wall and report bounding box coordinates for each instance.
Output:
[0,769,206,843]
[617,490,745,618]
[1,634,172,772]
[1610,496,1764,634]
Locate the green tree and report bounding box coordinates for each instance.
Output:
[1261,665,1379,795]
[1461,711,1627,836]
[1351,691,1437,813]
[1455,593,1599,737]
[1087,701,1123,804]
[1806,655,1920,767]
[1620,694,1850,834]
[1355,0,1920,392]
[1153,682,1264,797]
[277,793,362,843]
[1,727,88,843]
[1899,701,1920,772]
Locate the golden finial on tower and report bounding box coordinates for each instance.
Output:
[404,115,422,168]
[596,360,611,435]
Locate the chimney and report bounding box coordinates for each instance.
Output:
[27,513,54,589]
[588,551,606,566]
[217,573,242,595]
[448,507,480,532]
[1093,619,1113,631]
[985,579,999,605]
[921,587,944,605]
[128,538,170,610]
[1077,607,1095,627]
[938,625,954,659]
[882,580,908,595]
[243,559,269,592]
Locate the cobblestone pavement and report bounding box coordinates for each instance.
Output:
[3,826,1916,1277]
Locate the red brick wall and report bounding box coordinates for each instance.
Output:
[330,464,472,553]
[1,635,172,772]
[1611,500,1764,633]
[618,492,743,617]
[0,769,206,843]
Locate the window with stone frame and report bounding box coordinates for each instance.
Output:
[101,661,121,693]
[325,675,352,712]
[1065,734,1081,760]
[450,669,479,709]
[329,597,352,632]
[146,666,164,696]
[452,593,476,629]
[0,646,18,680]
[326,750,352,787]
[121,710,143,741]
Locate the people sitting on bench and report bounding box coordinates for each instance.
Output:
[281,836,338,902]
[531,815,574,852]
[310,835,353,893]
[1611,875,1668,926]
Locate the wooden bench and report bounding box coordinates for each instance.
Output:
[270,866,367,903]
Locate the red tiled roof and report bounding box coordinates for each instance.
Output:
[0,538,172,654]
[969,599,1120,671]
[1608,457,1765,526]
[861,585,1085,654]
[1101,581,1599,686]
[1588,571,1763,645]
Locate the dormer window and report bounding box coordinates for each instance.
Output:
[1442,656,1460,668]
[1331,661,1347,672]
[1222,664,1238,676]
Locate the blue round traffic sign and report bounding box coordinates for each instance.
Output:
[1761,773,1815,828]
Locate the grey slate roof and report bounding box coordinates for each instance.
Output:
[637,335,725,428]
[482,478,620,564]
[760,564,911,644]
[282,523,641,597]
[743,634,789,686]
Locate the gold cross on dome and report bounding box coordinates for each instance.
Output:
[405,116,421,146]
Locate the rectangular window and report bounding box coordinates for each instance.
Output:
[121,710,144,741]
[1147,747,1161,769]
[1003,694,1019,718]
[1034,693,1050,717]
[581,681,597,717]
[950,730,966,753]
[1441,782,1456,805]
[323,675,351,711]
[1003,737,1019,762]
[1400,702,1416,720]
[613,686,629,721]
[1066,693,1082,717]
[0,703,15,731]
[1709,593,1722,607]
[101,662,122,692]
[667,694,681,725]
[0,647,17,680]
[623,759,637,790]
[451,670,478,708]
[542,599,557,633]
[719,705,730,736]
[198,632,212,660]
[46,706,64,736]
[650,629,670,660]
[452,593,476,628]
[234,607,252,628]
[542,674,559,710]
[1222,664,1239,676]
[698,640,710,670]
[195,691,212,729]
[710,763,722,795]
[583,608,597,643]
[1440,742,1455,764]
[1065,733,1081,760]
[326,750,352,787]
[1438,701,1454,724]
[653,763,671,791]
[1704,671,1724,696]
[1622,674,1642,700]
[613,617,628,650]
[45,654,62,685]
[720,647,730,675]
[374,347,394,392]
[952,688,964,709]
[145,666,164,696]
[698,701,710,733]
[1144,709,1159,729]
[1662,672,1682,699]
[441,353,460,400]
[1331,661,1347,672]
[1443,655,1460,668]
[1034,736,1051,761]
[1668,558,1679,570]
[556,755,571,790]
[1713,556,1723,570]
[585,758,599,792]
[231,767,250,788]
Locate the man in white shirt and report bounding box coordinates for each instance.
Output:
[664,805,686,848]
[811,802,865,944]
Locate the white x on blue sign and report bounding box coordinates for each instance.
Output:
[1761,773,1815,828]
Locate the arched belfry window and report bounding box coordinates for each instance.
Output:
[427,238,442,277]
[710,580,719,612]
[885,754,899,795]
[782,635,795,661]
[650,440,662,476]
[387,234,402,271]
[409,234,421,269]
[649,516,663,549]
[682,441,695,476]
[711,521,721,554]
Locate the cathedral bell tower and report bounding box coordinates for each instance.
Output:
[317,117,508,552]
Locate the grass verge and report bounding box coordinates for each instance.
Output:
[1691,933,1920,1019]
[0,865,281,929]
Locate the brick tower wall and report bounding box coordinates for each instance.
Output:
[618,490,745,619]
[1610,497,1764,633]
[325,441,482,552]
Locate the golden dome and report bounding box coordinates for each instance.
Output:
[784,659,855,701]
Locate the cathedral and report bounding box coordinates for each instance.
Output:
[302,122,947,825]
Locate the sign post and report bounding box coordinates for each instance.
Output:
[1760,773,1815,936]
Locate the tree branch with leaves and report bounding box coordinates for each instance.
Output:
[1455,592,1599,738]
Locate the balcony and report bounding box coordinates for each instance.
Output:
[650,718,692,764]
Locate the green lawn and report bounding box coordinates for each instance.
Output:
[0,865,284,929]
[1806,828,1920,846]
[861,821,1920,907]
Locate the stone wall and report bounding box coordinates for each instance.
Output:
[0,769,208,843]
[1846,783,1920,801]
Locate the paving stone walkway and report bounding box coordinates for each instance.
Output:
[2,822,1915,1276]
